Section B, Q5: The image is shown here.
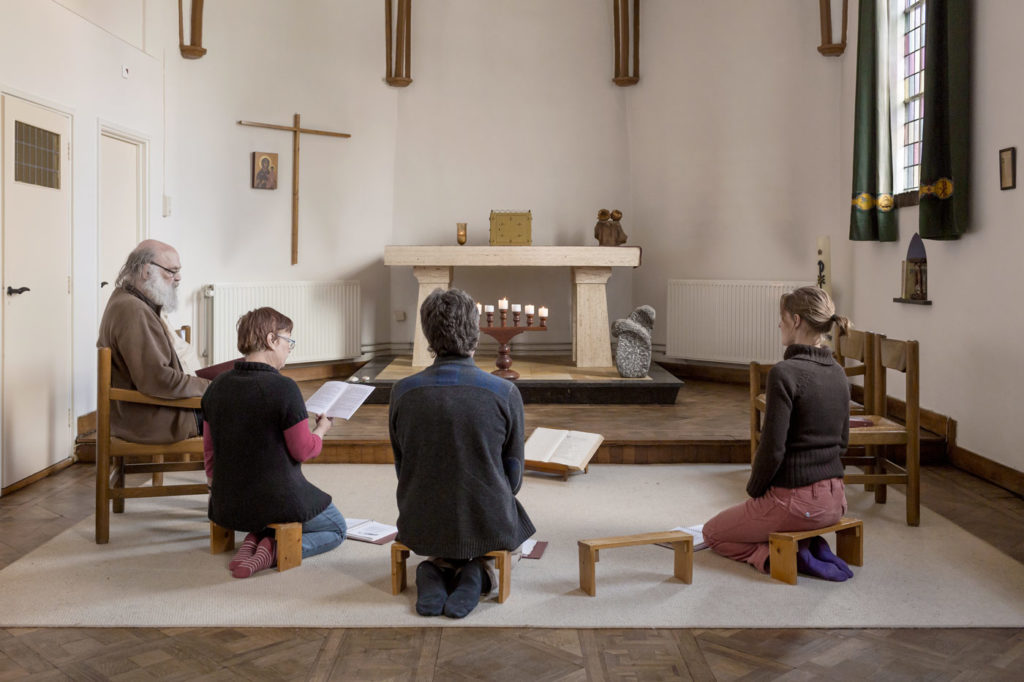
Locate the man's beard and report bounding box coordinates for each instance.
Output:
[140,268,179,312]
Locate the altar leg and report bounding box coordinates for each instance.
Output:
[412,266,453,367]
[572,266,613,368]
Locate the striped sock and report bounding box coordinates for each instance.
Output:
[232,537,277,579]
[228,533,259,570]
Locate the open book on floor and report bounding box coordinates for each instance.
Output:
[345,518,398,545]
[305,381,374,420]
[656,524,708,551]
[524,427,604,480]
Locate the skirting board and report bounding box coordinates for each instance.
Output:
[950,446,1024,498]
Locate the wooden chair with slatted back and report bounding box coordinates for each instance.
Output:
[834,328,877,415]
[844,336,921,526]
[96,347,207,544]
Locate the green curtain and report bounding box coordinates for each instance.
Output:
[918,0,970,239]
[850,0,897,241]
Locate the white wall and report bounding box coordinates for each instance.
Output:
[387,0,634,350]
[837,1,1024,474]
[628,0,847,349]
[0,0,164,423]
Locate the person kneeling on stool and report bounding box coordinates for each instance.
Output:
[203,307,346,578]
[703,286,854,581]
[389,288,535,617]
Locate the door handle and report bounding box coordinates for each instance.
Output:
[6,286,30,296]
[100,281,109,288]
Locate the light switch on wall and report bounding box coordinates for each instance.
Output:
[394,311,406,322]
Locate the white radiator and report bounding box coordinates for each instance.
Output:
[666,279,813,364]
[203,281,360,364]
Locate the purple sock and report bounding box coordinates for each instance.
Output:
[796,543,849,582]
[809,536,854,579]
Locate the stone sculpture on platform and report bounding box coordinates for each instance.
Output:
[612,305,655,378]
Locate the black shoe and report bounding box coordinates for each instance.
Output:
[415,561,449,616]
[443,558,484,619]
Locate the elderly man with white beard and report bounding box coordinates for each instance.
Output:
[97,240,210,443]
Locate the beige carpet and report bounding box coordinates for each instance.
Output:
[1,464,1022,628]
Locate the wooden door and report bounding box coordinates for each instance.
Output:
[1,94,73,491]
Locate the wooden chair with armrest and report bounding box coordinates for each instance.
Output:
[96,347,207,544]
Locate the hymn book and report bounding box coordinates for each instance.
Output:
[305,381,374,420]
[345,518,398,544]
[524,427,604,479]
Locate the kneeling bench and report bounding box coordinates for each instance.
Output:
[390,541,511,603]
[768,517,863,585]
[577,530,693,596]
[209,521,303,572]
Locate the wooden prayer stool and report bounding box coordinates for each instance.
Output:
[209,521,303,572]
[768,517,864,585]
[390,541,511,603]
[577,530,693,596]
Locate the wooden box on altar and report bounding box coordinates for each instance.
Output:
[489,210,532,245]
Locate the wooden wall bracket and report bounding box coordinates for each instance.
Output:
[612,0,640,86]
[178,0,208,59]
[385,0,413,87]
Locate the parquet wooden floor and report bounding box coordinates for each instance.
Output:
[5,422,1024,678]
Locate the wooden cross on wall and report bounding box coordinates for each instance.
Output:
[237,114,351,264]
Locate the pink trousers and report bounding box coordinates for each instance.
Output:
[703,478,847,573]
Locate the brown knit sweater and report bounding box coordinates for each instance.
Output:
[747,344,849,498]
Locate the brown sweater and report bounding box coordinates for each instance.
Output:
[97,285,209,443]
[747,344,849,498]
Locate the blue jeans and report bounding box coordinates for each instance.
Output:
[301,503,347,558]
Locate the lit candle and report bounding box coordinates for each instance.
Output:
[476,302,482,314]
[498,297,509,310]
[538,306,549,317]
[484,304,494,313]
[510,303,521,313]
[524,304,535,315]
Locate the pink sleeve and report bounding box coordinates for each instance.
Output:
[284,420,323,463]
[203,421,214,480]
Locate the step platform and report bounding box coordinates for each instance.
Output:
[350,355,683,405]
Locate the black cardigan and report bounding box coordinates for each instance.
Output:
[203,361,331,532]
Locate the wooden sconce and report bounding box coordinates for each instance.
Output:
[385,0,413,87]
[178,0,207,59]
[612,0,640,86]
[817,0,848,56]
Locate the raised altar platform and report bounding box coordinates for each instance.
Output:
[350,355,682,405]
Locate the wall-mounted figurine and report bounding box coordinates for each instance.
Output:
[595,208,627,246]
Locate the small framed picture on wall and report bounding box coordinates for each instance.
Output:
[999,147,1016,190]
[252,152,278,190]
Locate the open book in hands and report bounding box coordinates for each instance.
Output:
[524,427,604,471]
[305,381,374,420]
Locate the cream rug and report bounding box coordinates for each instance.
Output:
[1,464,1022,628]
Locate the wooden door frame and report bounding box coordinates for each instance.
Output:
[97,122,149,313]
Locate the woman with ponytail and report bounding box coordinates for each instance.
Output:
[703,286,855,581]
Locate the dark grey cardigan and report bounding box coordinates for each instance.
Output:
[389,355,535,558]
[747,344,849,498]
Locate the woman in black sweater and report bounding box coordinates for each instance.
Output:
[703,287,854,581]
[203,307,345,578]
